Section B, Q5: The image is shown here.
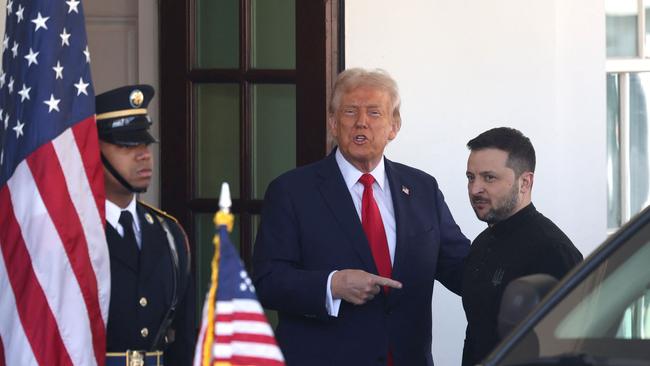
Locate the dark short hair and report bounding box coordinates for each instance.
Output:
[467,127,536,176]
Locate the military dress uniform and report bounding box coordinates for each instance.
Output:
[105,202,194,366]
[96,85,195,366]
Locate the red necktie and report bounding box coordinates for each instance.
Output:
[360,174,394,366]
[359,174,392,281]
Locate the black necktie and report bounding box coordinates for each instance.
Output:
[119,211,139,251]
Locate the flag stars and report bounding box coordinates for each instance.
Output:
[0,72,5,88]
[74,77,89,95]
[2,35,9,52]
[13,120,24,138]
[15,5,23,23]
[18,83,31,102]
[4,114,9,129]
[60,28,71,47]
[31,12,49,32]
[83,45,90,63]
[239,270,255,292]
[24,47,38,66]
[66,0,80,14]
[53,61,64,79]
[44,94,61,113]
[6,0,12,15]
[11,41,18,58]
[8,77,14,93]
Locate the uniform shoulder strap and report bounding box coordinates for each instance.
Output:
[137,200,191,268]
[138,200,179,223]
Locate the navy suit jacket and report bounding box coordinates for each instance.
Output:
[252,152,469,366]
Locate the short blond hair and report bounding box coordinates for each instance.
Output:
[329,68,401,129]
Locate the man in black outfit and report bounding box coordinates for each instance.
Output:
[97,85,195,366]
[461,127,582,366]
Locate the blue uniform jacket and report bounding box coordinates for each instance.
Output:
[105,202,195,366]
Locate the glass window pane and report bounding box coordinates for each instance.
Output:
[251,84,296,199]
[646,1,650,56]
[196,84,240,198]
[629,73,650,216]
[608,73,621,229]
[195,0,239,68]
[195,213,240,321]
[606,0,638,57]
[251,0,296,69]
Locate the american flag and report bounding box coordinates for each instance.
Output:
[194,210,285,366]
[0,0,110,365]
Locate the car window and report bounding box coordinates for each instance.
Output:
[615,288,650,339]
[497,222,650,365]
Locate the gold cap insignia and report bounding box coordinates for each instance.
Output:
[144,213,154,224]
[129,89,145,108]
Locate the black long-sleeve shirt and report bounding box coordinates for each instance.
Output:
[461,203,582,366]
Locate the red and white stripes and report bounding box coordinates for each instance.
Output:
[195,297,285,366]
[0,117,110,366]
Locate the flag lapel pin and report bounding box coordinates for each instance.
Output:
[402,185,410,195]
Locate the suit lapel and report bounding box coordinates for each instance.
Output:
[106,224,139,272]
[385,158,410,286]
[137,204,167,282]
[317,153,377,273]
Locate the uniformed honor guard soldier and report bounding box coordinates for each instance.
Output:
[96,85,195,366]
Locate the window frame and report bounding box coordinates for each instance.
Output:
[158,0,342,272]
[606,0,650,229]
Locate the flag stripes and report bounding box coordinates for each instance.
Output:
[194,213,285,366]
[0,0,108,364]
[0,334,5,366]
[53,120,110,323]
[0,122,107,366]
[0,238,40,366]
[27,131,105,363]
[0,183,74,366]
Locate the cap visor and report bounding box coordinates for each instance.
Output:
[107,129,157,146]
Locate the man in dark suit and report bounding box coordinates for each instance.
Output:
[96,85,195,366]
[252,68,470,366]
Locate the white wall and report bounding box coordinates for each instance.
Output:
[346,1,606,365]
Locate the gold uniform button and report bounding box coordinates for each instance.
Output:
[141,328,149,338]
[139,297,148,307]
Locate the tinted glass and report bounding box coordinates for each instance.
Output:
[629,73,650,217]
[196,84,240,198]
[606,0,638,57]
[251,84,296,198]
[607,73,622,229]
[195,0,239,68]
[250,0,296,69]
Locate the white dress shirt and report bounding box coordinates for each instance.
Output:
[105,197,142,249]
[326,149,397,316]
